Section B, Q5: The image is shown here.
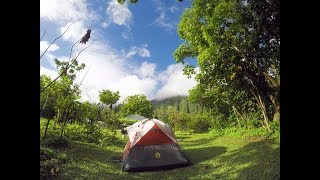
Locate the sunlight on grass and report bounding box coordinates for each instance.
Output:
[41,118,279,179]
[51,132,279,179]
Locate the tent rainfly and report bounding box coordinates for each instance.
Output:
[122,118,191,172]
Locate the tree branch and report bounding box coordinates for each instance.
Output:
[68,39,81,63]
[40,39,95,93]
[77,65,91,89]
[40,93,49,117]
[86,87,95,103]
[40,19,80,61]
[74,39,96,60]
[40,29,46,41]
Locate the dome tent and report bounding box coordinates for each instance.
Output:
[122,118,191,172]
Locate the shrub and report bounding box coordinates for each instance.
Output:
[42,136,70,149]
[100,131,122,146]
[209,128,225,136]
[245,127,270,137]
[64,123,87,142]
[188,113,212,133]
[85,123,104,144]
[174,113,191,132]
[40,146,67,178]
[269,121,280,140]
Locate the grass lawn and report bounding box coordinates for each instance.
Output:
[53,132,279,179]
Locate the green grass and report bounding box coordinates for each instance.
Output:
[119,117,139,126]
[40,118,279,179]
[54,134,279,179]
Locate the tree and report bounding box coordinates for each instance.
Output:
[121,94,153,118]
[40,19,94,94]
[40,75,56,119]
[99,90,120,110]
[50,58,85,139]
[174,0,280,131]
[179,98,191,114]
[41,75,58,139]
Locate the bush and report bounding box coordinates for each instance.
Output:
[42,136,70,149]
[40,146,67,178]
[245,112,263,128]
[210,114,227,129]
[223,127,246,137]
[100,130,123,146]
[57,122,105,145]
[212,125,279,139]
[245,127,270,137]
[64,123,87,142]
[85,123,104,144]
[209,128,225,136]
[269,121,280,140]
[174,113,191,132]
[188,113,212,133]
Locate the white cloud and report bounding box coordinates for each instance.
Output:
[40,0,197,105]
[101,22,109,28]
[40,0,95,24]
[153,12,175,32]
[44,53,69,68]
[40,66,58,78]
[40,41,60,54]
[72,41,159,103]
[169,6,178,13]
[121,27,133,39]
[106,0,132,26]
[126,44,151,58]
[154,64,197,100]
[41,41,197,103]
[151,0,177,32]
[59,20,89,42]
[111,75,158,103]
[135,62,156,78]
[62,41,196,103]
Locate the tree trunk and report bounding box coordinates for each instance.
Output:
[43,118,51,139]
[270,93,280,122]
[273,105,280,122]
[232,106,244,127]
[249,88,271,131]
[260,101,270,131]
[40,93,49,117]
[59,108,71,139]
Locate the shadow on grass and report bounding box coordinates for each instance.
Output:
[185,146,227,164]
[120,145,228,180]
[207,139,280,179]
[175,135,192,141]
[56,137,279,180]
[57,141,127,179]
[180,135,222,147]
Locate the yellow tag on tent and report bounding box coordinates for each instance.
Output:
[155,152,161,158]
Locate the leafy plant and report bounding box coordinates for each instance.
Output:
[40,146,68,178]
[42,136,70,149]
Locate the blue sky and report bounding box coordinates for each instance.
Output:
[40,0,198,103]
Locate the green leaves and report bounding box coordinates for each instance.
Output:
[174,43,198,64]
[176,0,280,124]
[117,0,138,5]
[98,90,120,107]
[182,64,196,78]
[121,94,153,118]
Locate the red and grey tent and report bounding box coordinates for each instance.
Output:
[122,118,191,172]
